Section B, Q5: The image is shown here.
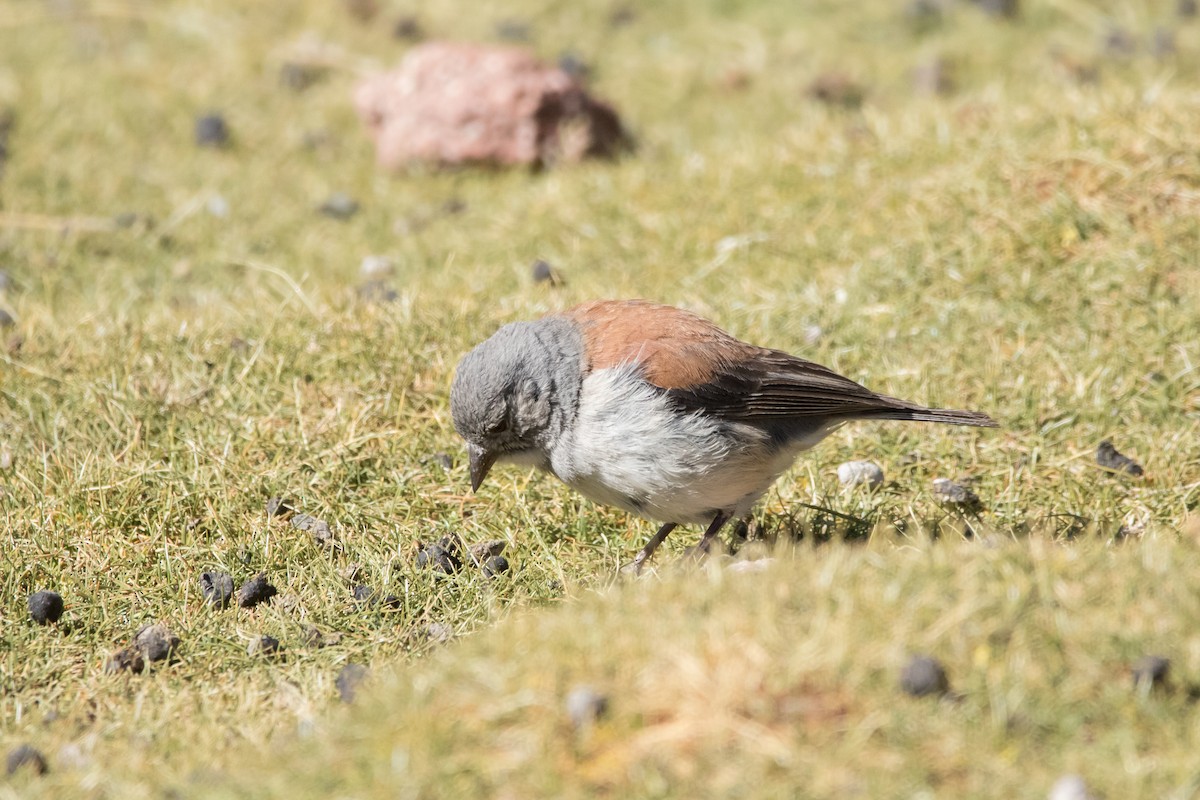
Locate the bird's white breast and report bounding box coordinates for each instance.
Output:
[548,365,820,525]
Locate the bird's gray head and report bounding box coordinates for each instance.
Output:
[450,316,584,491]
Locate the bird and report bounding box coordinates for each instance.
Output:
[450,299,997,571]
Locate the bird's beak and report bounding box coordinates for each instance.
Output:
[468,443,498,493]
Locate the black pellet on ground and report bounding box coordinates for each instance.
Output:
[336,663,369,703]
[1096,440,1144,477]
[194,113,230,148]
[247,635,281,657]
[200,572,234,609]
[416,536,463,574]
[5,744,47,776]
[483,555,510,578]
[237,573,278,608]
[900,655,950,697]
[1132,655,1170,690]
[352,585,401,610]
[28,590,64,625]
[134,624,180,663]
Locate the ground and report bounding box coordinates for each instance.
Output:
[1,0,1198,798]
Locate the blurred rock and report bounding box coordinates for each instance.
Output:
[1049,774,1096,800]
[837,461,884,488]
[557,51,590,81]
[1096,440,1143,477]
[356,280,398,303]
[566,685,608,729]
[194,113,230,148]
[494,18,532,42]
[1152,27,1177,58]
[393,15,424,41]
[1132,655,1170,690]
[5,745,47,776]
[206,194,230,218]
[336,663,369,703]
[807,72,864,109]
[360,255,395,279]
[318,193,359,220]
[280,61,328,92]
[104,647,145,675]
[237,573,278,608]
[343,0,378,23]
[1103,27,1137,58]
[291,512,337,547]
[355,42,628,169]
[531,258,564,286]
[1181,0,1198,18]
[932,477,981,509]
[483,555,510,578]
[468,539,506,562]
[200,571,234,609]
[911,57,955,95]
[972,0,1018,18]
[134,623,180,663]
[28,590,64,625]
[0,308,14,327]
[900,654,950,697]
[247,635,281,657]
[265,496,295,519]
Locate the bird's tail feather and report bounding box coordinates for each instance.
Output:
[865,404,998,427]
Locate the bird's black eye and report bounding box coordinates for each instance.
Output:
[488,416,509,435]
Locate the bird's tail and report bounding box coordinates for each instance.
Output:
[865,402,998,428]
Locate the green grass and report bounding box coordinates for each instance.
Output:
[1,0,1199,797]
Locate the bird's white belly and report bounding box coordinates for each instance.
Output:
[548,366,819,525]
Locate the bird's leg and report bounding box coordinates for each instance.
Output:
[691,511,732,557]
[625,522,678,574]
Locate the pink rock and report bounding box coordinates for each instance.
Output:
[354,42,627,169]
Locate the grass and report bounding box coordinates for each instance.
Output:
[0,0,1198,797]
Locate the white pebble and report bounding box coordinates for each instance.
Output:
[837,460,884,488]
[360,255,395,278]
[206,194,230,218]
[1049,774,1094,800]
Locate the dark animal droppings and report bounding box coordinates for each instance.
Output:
[238,573,278,608]
[417,536,463,574]
[28,590,64,625]
[932,478,982,509]
[194,113,230,148]
[483,555,510,578]
[104,647,145,675]
[200,572,234,609]
[291,512,336,547]
[1132,655,1170,689]
[247,635,281,656]
[1096,440,1144,477]
[134,624,180,663]
[900,655,950,697]
[5,744,48,776]
[336,663,370,703]
[265,496,295,518]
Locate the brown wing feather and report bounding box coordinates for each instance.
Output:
[561,300,996,427]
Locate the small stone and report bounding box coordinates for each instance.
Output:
[932,477,981,509]
[1132,655,1170,690]
[194,113,230,148]
[494,18,532,42]
[557,52,589,80]
[356,280,398,303]
[0,308,14,327]
[237,573,278,608]
[134,623,180,663]
[807,72,864,109]
[973,0,1018,18]
[359,255,395,279]
[392,15,424,41]
[1096,440,1144,477]
[837,461,884,489]
[1049,774,1096,800]
[1180,0,1197,19]
[900,655,950,697]
[104,647,145,674]
[280,61,327,92]
[416,536,463,574]
[27,591,64,625]
[5,745,48,776]
[200,571,234,609]
[205,194,229,218]
[1103,28,1137,58]
[247,635,281,656]
[291,512,336,547]
[336,663,369,703]
[482,555,510,578]
[468,540,506,562]
[318,193,359,220]
[565,685,608,729]
[531,259,564,286]
[265,496,295,518]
